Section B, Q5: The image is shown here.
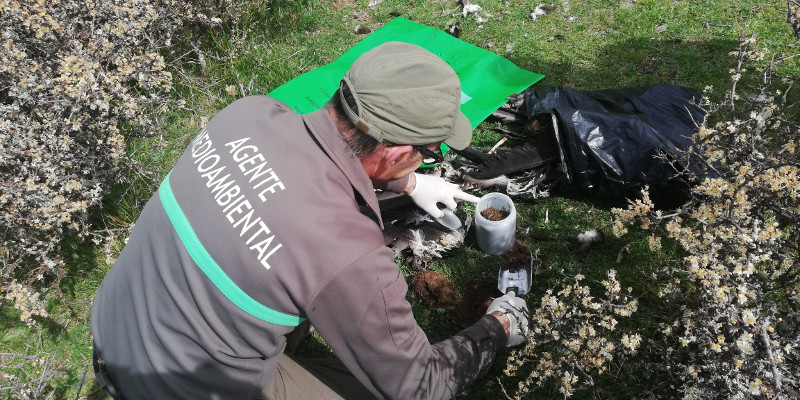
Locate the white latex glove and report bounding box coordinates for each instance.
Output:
[486,292,529,347]
[408,173,480,218]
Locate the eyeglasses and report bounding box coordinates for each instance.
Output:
[413,145,444,164]
[386,143,444,164]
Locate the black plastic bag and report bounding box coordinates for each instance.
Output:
[524,84,706,208]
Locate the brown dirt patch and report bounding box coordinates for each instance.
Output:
[500,240,531,272]
[411,271,459,307]
[480,206,510,221]
[332,0,356,9]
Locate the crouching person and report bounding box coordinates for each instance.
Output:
[91,42,528,400]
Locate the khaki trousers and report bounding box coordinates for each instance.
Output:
[260,322,378,400]
[260,355,379,400]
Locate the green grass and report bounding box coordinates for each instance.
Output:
[2,0,796,398]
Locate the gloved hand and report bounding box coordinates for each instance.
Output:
[408,173,480,218]
[486,292,529,347]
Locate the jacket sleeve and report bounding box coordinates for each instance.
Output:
[373,174,410,194]
[305,246,507,400]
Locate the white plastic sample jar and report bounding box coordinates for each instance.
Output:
[474,193,517,255]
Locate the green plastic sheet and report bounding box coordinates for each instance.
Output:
[268,17,544,129]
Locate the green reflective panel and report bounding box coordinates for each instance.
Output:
[268,17,544,168]
[159,172,305,327]
[269,17,544,127]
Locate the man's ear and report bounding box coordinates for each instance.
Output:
[382,144,414,165]
[361,144,413,179]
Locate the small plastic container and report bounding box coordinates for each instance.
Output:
[435,209,462,230]
[474,193,516,255]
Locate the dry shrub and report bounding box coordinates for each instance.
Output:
[614,27,799,398]
[507,10,799,399]
[0,1,252,311]
[0,0,259,396]
[0,335,62,400]
[504,270,640,399]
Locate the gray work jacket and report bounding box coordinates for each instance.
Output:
[91,96,506,399]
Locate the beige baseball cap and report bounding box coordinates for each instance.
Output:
[339,42,473,150]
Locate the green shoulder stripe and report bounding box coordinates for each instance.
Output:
[158,171,305,327]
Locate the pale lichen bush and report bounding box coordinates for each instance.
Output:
[613,30,799,398]
[0,0,236,311]
[0,333,61,400]
[1,280,48,327]
[504,270,641,399]
[0,0,245,396]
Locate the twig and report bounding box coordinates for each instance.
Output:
[573,363,595,386]
[703,22,734,28]
[488,137,508,154]
[75,366,88,400]
[729,47,745,109]
[779,81,792,106]
[759,326,782,393]
[191,43,206,70]
[287,49,306,59]
[655,212,681,220]
[784,377,799,385]
[497,377,514,399]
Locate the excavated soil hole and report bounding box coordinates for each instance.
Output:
[480,207,510,221]
[500,240,531,272]
[411,270,459,307]
[412,272,497,326]
[456,279,496,325]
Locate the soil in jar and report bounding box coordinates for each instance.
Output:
[480,206,510,221]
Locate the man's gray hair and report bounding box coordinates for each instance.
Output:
[329,88,383,159]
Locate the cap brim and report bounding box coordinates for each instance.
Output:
[443,111,473,150]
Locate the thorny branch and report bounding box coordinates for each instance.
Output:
[497,377,514,400]
[759,326,782,393]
